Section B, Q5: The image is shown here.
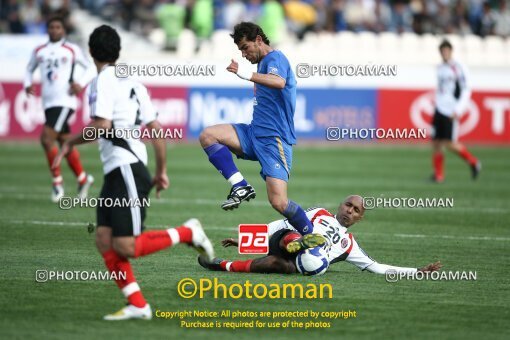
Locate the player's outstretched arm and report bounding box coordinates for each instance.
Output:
[226,59,285,89]
[418,261,442,272]
[222,238,238,247]
[344,237,442,275]
[52,117,111,170]
[146,120,169,198]
[364,261,442,275]
[250,73,285,89]
[24,50,39,96]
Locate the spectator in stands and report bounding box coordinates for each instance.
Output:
[494,0,510,37]
[389,0,413,33]
[284,0,317,40]
[327,0,348,32]
[19,0,44,34]
[243,0,262,23]
[434,2,452,34]
[156,0,186,50]
[3,0,510,40]
[479,1,495,36]
[259,0,285,44]
[120,0,136,31]
[3,0,25,33]
[451,0,472,35]
[373,0,392,33]
[312,0,329,32]
[191,0,214,41]
[223,0,245,30]
[134,0,156,36]
[39,0,75,34]
[344,0,374,32]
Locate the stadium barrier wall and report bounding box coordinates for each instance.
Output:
[1,81,509,144]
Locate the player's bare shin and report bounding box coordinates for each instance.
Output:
[250,256,296,274]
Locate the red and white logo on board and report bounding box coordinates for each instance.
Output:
[238,224,268,254]
[409,91,480,137]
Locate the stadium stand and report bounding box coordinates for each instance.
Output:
[0,1,508,67]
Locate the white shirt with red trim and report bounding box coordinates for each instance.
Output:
[268,207,418,274]
[24,38,95,110]
[435,60,471,117]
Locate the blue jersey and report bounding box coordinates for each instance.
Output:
[252,50,297,145]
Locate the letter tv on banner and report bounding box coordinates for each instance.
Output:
[187,87,377,140]
[0,82,188,140]
[377,89,510,144]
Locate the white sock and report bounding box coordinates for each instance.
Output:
[227,172,244,186]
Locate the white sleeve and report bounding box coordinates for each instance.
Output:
[90,74,114,120]
[345,236,418,274]
[267,219,294,237]
[344,236,376,270]
[69,44,96,88]
[454,62,471,114]
[133,84,158,125]
[24,49,39,88]
[365,262,418,275]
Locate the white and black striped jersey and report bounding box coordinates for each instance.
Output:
[435,60,471,117]
[89,65,157,174]
[24,38,94,110]
[267,207,375,270]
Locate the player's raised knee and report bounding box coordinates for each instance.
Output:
[199,127,217,147]
[112,240,135,258]
[95,229,111,253]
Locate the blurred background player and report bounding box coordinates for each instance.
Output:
[199,22,317,240]
[52,25,214,320]
[24,16,95,202]
[431,39,481,183]
[199,195,442,275]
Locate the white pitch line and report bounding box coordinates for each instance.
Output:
[8,220,86,226]
[5,220,510,242]
[0,193,508,213]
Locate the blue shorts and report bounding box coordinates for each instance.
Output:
[233,123,292,182]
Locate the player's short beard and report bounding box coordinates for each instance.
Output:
[255,48,261,64]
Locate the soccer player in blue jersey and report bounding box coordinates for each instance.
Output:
[199,22,319,242]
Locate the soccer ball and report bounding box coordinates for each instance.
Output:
[295,246,329,276]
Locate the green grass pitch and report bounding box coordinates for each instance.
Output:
[0,142,509,339]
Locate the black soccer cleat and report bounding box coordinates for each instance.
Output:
[471,161,481,180]
[429,174,444,183]
[221,184,256,210]
[198,255,224,271]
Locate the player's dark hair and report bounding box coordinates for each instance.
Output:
[88,25,121,63]
[46,16,65,29]
[439,39,453,50]
[230,22,270,45]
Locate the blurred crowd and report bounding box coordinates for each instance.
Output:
[0,0,75,33]
[1,0,509,43]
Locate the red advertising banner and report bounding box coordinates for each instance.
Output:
[378,89,510,144]
[0,81,188,140]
